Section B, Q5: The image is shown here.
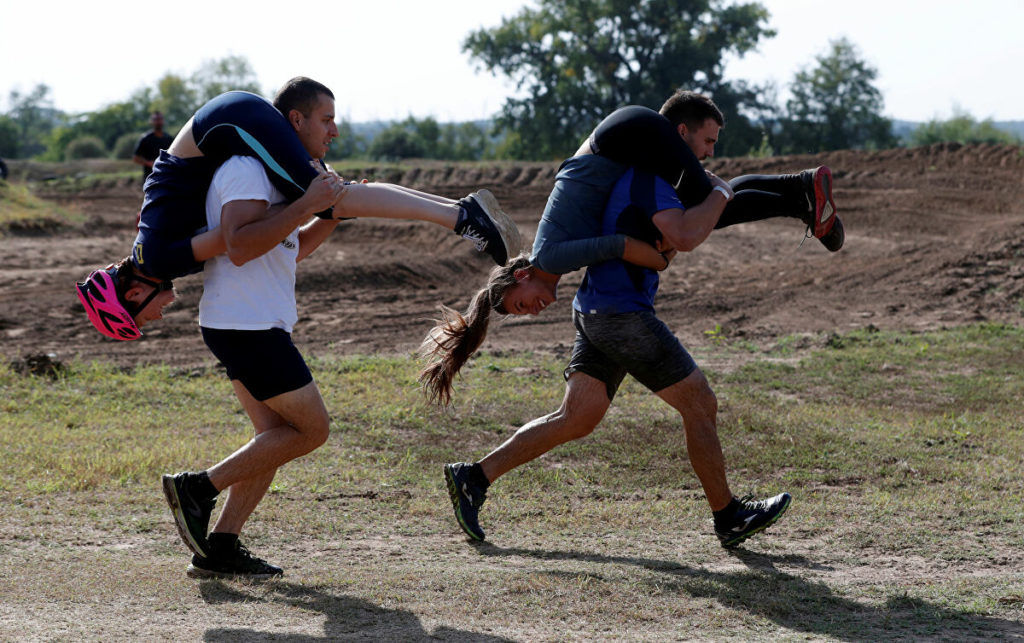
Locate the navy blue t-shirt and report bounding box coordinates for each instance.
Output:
[573,169,683,314]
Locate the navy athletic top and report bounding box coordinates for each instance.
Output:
[132,91,327,279]
[573,169,682,314]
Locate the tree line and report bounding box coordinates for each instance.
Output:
[1,0,1019,165]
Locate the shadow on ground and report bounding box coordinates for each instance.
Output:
[199,580,514,642]
[476,543,1023,641]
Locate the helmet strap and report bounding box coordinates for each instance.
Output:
[125,274,173,317]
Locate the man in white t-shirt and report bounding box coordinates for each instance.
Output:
[161,77,348,579]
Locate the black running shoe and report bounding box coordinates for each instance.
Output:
[453,190,522,266]
[715,492,792,548]
[444,462,488,541]
[186,541,283,580]
[162,472,216,558]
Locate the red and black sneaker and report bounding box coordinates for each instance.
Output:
[801,166,837,237]
[800,166,842,252]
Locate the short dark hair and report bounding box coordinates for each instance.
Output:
[659,90,724,130]
[273,77,335,118]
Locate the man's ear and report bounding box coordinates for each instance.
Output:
[676,123,688,138]
[122,284,147,304]
[513,268,531,282]
[288,108,303,130]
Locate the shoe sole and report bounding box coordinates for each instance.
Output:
[813,167,836,238]
[161,474,209,559]
[719,494,792,549]
[186,564,282,580]
[473,189,522,265]
[443,464,486,542]
[820,215,845,252]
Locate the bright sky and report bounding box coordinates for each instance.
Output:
[2,0,1021,123]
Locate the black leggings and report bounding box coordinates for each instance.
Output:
[590,106,807,228]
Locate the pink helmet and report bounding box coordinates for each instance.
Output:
[76,264,143,341]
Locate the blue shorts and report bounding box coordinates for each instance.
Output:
[564,309,698,401]
[201,327,313,401]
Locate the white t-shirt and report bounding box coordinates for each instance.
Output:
[199,155,300,332]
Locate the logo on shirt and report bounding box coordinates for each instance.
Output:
[133,244,144,265]
[280,238,296,250]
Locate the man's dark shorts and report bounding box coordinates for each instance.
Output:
[201,327,312,401]
[565,309,698,401]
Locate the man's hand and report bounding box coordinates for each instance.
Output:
[655,239,678,270]
[706,170,734,200]
[299,172,348,214]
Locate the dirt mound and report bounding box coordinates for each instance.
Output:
[1,144,1021,370]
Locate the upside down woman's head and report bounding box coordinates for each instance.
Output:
[419,254,559,406]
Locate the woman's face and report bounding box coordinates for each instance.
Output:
[501,269,557,316]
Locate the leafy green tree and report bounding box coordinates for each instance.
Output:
[190,55,262,105]
[331,118,367,159]
[41,100,145,161]
[368,123,426,160]
[5,84,64,158]
[0,115,21,157]
[151,74,197,127]
[910,109,1021,146]
[779,37,896,152]
[439,121,491,160]
[463,0,774,159]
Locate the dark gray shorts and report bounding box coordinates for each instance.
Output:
[565,309,698,401]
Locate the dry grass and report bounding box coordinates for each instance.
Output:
[1,325,1022,641]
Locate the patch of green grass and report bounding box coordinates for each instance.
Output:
[0,323,1022,639]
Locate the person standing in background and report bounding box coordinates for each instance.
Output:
[132,111,174,184]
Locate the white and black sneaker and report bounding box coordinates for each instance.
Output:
[454,189,522,266]
[715,493,792,548]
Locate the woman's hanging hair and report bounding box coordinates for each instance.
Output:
[419,255,532,406]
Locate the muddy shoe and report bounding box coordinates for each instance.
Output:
[715,492,792,548]
[162,472,216,558]
[444,462,489,541]
[454,190,522,266]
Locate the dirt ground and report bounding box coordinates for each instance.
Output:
[1,143,1023,371]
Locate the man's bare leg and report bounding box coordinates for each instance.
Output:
[480,373,611,483]
[653,368,732,512]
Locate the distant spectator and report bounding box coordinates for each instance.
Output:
[132,111,174,184]
[0,157,8,181]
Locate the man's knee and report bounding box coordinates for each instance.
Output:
[558,373,611,439]
[266,382,332,450]
[660,368,717,420]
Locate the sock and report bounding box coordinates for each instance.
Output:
[469,462,491,490]
[208,532,238,554]
[194,471,219,499]
[712,498,741,527]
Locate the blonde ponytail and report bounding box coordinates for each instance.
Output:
[419,255,531,406]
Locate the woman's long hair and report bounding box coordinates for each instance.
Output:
[419,255,532,406]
